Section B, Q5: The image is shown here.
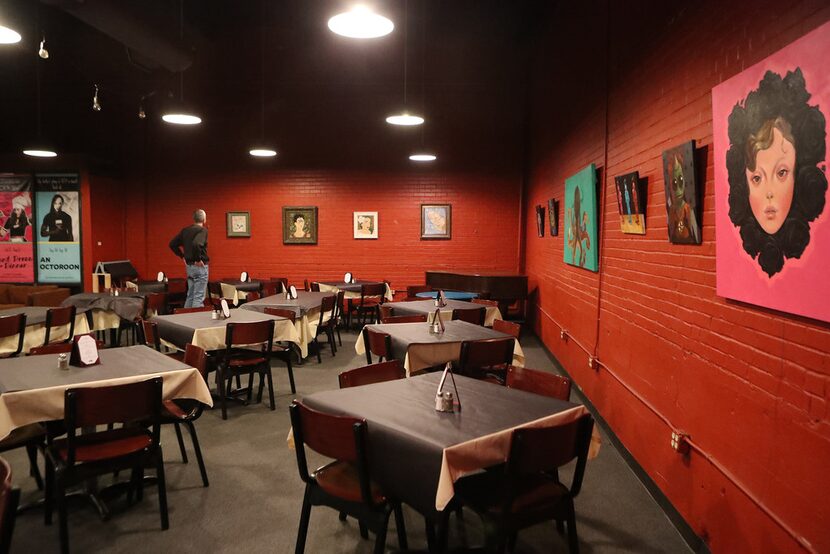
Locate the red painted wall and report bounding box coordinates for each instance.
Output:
[118,168,522,288]
[524,1,830,553]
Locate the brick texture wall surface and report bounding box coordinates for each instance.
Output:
[525,1,830,552]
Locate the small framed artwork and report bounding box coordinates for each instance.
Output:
[353,211,378,239]
[421,204,451,240]
[226,211,251,237]
[548,198,559,236]
[662,141,701,244]
[282,206,318,244]
[535,205,545,237]
[614,172,646,235]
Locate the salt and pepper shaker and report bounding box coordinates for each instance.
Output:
[442,391,454,412]
[435,392,444,411]
[211,310,219,320]
[58,353,69,370]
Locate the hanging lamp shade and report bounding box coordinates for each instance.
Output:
[386,112,424,126]
[328,7,394,39]
[22,140,58,158]
[161,98,202,125]
[409,153,436,162]
[249,146,277,157]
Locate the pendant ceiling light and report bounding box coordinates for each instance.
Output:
[328,6,393,39]
[0,25,21,44]
[23,51,56,158]
[386,0,423,127]
[409,153,436,162]
[162,1,201,125]
[409,4,435,163]
[249,0,277,159]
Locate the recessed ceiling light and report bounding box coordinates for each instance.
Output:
[23,148,57,158]
[0,25,21,44]
[249,148,277,157]
[328,6,394,39]
[410,153,436,162]
[162,112,202,125]
[386,113,424,126]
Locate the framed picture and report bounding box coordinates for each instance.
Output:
[353,211,378,239]
[563,164,599,271]
[713,20,830,323]
[535,205,545,237]
[282,206,318,244]
[548,198,559,236]
[226,211,250,237]
[662,141,701,244]
[614,171,646,235]
[421,204,451,239]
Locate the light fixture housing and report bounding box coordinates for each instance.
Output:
[38,38,48,58]
[409,153,436,162]
[161,99,202,125]
[328,6,393,39]
[249,147,277,158]
[0,25,21,44]
[386,112,424,126]
[23,146,57,158]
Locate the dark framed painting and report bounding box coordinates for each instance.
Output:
[614,171,646,235]
[282,206,318,244]
[662,141,701,244]
[548,198,559,236]
[564,164,598,271]
[421,204,451,239]
[713,20,830,323]
[535,205,545,237]
[226,211,250,237]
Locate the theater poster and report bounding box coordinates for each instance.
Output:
[0,174,35,282]
[35,173,82,284]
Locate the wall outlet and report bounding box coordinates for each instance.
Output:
[587,356,597,369]
[671,431,690,454]
[560,329,567,340]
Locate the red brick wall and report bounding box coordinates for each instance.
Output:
[117,168,522,288]
[89,175,126,267]
[524,1,830,553]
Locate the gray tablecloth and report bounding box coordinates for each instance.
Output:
[303,373,578,516]
[367,320,509,358]
[221,280,262,292]
[240,292,332,317]
[389,299,485,317]
[0,345,191,393]
[63,293,145,321]
[136,281,167,293]
[319,280,382,293]
[0,306,87,327]
[152,309,287,349]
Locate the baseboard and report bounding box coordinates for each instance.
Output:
[537,336,711,554]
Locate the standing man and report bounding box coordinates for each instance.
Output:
[169,209,209,308]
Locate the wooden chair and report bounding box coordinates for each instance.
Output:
[381,314,428,324]
[261,309,298,393]
[216,320,276,420]
[43,306,76,346]
[471,298,499,307]
[28,342,73,356]
[166,279,187,311]
[312,295,338,364]
[44,378,169,554]
[353,283,386,326]
[0,313,26,359]
[506,366,571,401]
[331,289,346,347]
[362,327,393,365]
[207,282,223,305]
[453,414,594,553]
[173,306,213,314]
[269,277,289,293]
[145,292,168,317]
[303,279,310,292]
[339,360,405,388]
[493,319,521,339]
[457,337,515,383]
[160,344,210,487]
[289,401,407,554]
[452,307,486,326]
[379,305,395,322]
[141,319,183,362]
[0,457,20,554]
[309,282,321,292]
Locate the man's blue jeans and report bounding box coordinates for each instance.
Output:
[185,264,209,308]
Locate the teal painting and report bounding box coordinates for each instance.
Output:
[564,164,599,271]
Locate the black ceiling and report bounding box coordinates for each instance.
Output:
[0,1,549,173]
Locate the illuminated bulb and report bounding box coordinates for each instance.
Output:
[92,85,101,111]
[0,25,21,44]
[328,6,394,39]
[249,148,277,157]
[38,38,48,59]
[409,153,436,162]
[23,148,57,158]
[162,112,202,125]
[138,105,146,119]
[386,112,424,126]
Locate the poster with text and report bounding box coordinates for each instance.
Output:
[0,174,35,282]
[35,173,82,284]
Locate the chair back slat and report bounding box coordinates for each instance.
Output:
[361,283,386,299]
[225,320,275,347]
[173,306,213,314]
[0,314,25,340]
[452,308,486,326]
[141,319,161,351]
[318,295,336,328]
[363,328,392,360]
[332,290,346,324]
[379,305,395,321]
[45,306,74,327]
[290,401,362,462]
[506,366,571,401]
[339,360,405,388]
[66,377,163,429]
[184,344,208,381]
[459,338,514,373]
[382,315,427,324]
[28,342,74,356]
[493,319,521,339]
[145,292,168,314]
[310,282,321,292]
[264,307,297,323]
[508,414,593,477]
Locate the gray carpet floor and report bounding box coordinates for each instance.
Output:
[5,330,692,553]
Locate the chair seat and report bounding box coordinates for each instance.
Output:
[162,399,188,419]
[228,356,268,367]
[313,460,385,504]
[455,469,569,516]
[0,423,45,450]
[52,428,152,463]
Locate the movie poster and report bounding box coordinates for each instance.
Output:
[0,174,35,282]
[35,173,82,284]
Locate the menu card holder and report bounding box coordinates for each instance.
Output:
[289,285,298,300]
[344,272,352,283]
[157,271,166,282]
[430,309,445,334]
[436,362,462,412]
[435,290,447,307]
[220,299,231,319]
[240,271,249,283]
[70,334,101,367]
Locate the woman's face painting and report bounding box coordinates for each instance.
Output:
[746,127,796,234]
[52,197,63,210]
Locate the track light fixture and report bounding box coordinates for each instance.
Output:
[92,84,101,111]
[38,36,48,59]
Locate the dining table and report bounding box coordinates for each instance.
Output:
[387,299,503,327]
[318,279,394,302]
[62,291,147,334]
[0,345,213,441]
[151,309,301,354]
[354,320,525,374]
[218,280,263,305]
[299,372,589,519]
[240,292,334,359]
[0,306,92,355]
[415,291,479,301]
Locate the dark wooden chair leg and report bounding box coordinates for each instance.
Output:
[359,522,369,539]
[372,513,390,554]
[217,366,229,420]
[266,368,276,411]
[57,475,69,554]
[25,442,44,490]
[155,449,169,529]
[339,512,347,521]
[184,421,209,487]
[285,355,296,394]
[394,504,408,550]
[173,422,188,463]
[314,336,322,364]
[295,488,313,554]
[566,511,579,554]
